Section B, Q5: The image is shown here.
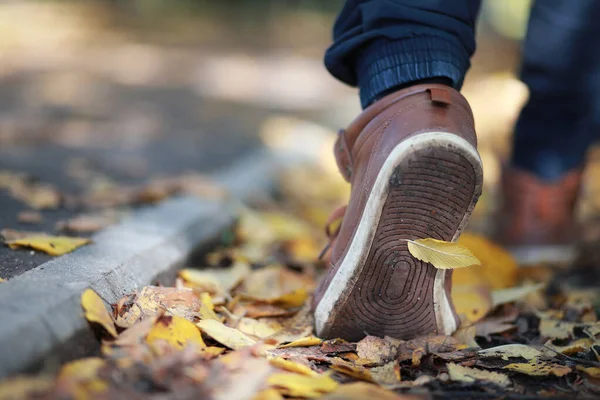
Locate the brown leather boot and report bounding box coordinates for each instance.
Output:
[312,84,483,341]
[495,167,582,264]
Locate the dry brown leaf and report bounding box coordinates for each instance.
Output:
[0,228,47,241]
[10,181,61,209]
[81,289,117,337]
[405,238,480,269]
[356,336,400,365]
[447,363,510,387]
[197,319,256,350]
[6,235,90,256]
[116,286,200,328]
[57,214,116,233]
[397,336,465,366]
[17,211,43,224]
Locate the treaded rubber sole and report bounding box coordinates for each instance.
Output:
[314,132,482,341]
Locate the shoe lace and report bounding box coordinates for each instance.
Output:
[318,205,347,261]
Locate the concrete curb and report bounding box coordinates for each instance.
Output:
[0,148,280,378]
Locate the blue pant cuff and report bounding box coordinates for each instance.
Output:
[356,37,470,108]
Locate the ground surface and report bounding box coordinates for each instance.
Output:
[1,164,600,400]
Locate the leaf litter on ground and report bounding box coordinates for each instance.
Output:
[2,164,600,399]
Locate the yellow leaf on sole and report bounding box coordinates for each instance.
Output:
[267,372,338,398]
[81,289,117,337]
[405,238,480,269]
[197,319,256,350]
[7,235,90,256]
[146,315,205,350]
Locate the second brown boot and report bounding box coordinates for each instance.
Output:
[495,167,582,264]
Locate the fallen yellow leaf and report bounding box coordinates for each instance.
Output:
[542,338,594,356]
[0,277,5,283]
[252,388,285,400]
[268,288,309,309]
[491,283,545,307]
[81,289,117,337]
[478,344,541,361]
[577,365,600,379]
[330,363,374,382]
[57,358,107,400]
[278,337,323,348]
[369,361,400,385]
[270,357,318,376]
[539,319,579,340]
[451,285,492,323]
[405,238,480,269]
[237,317,282,339]
[199,293,220,321]
[504,361,571,377]
[321,382,406,400]
[197,319,256,350]
[267,372,338,398]
[455,233,517,289]
[146,315,205,351]
[0,376,54,399]
[447,363,510,387]
[178,262,250,295]
[6,235,90,256]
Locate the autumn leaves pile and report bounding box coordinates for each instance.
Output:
[1,165,600,399]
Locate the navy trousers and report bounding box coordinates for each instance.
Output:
[325,0,600,180]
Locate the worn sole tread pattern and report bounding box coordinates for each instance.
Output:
[319,147,477,341]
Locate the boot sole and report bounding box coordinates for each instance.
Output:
[314,131,483,340]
